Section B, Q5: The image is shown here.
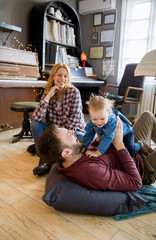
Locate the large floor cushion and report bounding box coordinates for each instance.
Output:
[42,164,146,216]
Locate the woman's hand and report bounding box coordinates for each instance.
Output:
[112,116,125,151]
[44,85,60,102]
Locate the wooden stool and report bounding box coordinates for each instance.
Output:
[10,101,39,143]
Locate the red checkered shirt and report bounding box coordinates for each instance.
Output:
[32,86,86,132]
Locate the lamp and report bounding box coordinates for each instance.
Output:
[134,49,156,114]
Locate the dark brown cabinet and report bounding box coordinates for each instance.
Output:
[29,0,83,77]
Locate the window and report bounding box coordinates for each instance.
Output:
[118,0,156,82]
[118,0,156,115]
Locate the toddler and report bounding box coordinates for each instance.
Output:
[82,94,151,157]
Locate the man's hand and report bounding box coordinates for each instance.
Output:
[85,150,102,157]
[112,116,125,151]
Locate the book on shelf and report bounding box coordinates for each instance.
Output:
[69,27,76,46]
[50,19,57,41]
[45,42,57,64]
[55,46,69,65]
[45,43,80,66]
[66,25,69,45]
[45,42,51,63]
[50,44,57,64]
[62,48,69,65]
[45,19,53,41]
[46,18,75,46]
[67,54,79,67]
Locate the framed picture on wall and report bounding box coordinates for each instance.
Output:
[89,46,104,59]
[93,13,102,26]
[104,13,116,25]
[100,29,114,43]
[105,46,113,58]
[91,32,98,43]
[102,60,114,76]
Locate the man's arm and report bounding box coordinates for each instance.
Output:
[112,116,125,151]
[77,117,143,192]
[77,150,143,192]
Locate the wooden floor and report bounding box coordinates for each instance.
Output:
[0,128,156,240]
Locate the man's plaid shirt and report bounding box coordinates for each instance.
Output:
[33,86,85,132]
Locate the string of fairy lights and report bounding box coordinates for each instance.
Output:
[0,30,47,98]
[0,26,47,131]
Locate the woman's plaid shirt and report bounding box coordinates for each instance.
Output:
[33,86,85,132]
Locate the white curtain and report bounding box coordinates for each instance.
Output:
[118,0,156,117]
[137,77,155,115]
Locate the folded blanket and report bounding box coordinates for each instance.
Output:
[113,184,156,220]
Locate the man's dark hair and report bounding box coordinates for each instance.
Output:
[37,124,66,165]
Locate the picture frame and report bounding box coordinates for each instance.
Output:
[89,46,104,59]
[102,60,114,76]
[105,46,113,58]
[100,29,114,43]
[93,13,102,26]
[91,32,98,43]
[104,13,116,25]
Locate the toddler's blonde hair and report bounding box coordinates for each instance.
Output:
[88,93,114,113]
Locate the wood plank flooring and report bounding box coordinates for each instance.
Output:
[0,128,156,240]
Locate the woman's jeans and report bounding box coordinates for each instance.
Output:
[31,120,85,151]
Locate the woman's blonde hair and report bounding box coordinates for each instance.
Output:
[88,93,114,113]
[44,63,72,95]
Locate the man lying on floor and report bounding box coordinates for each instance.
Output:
[37,111,156,192]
